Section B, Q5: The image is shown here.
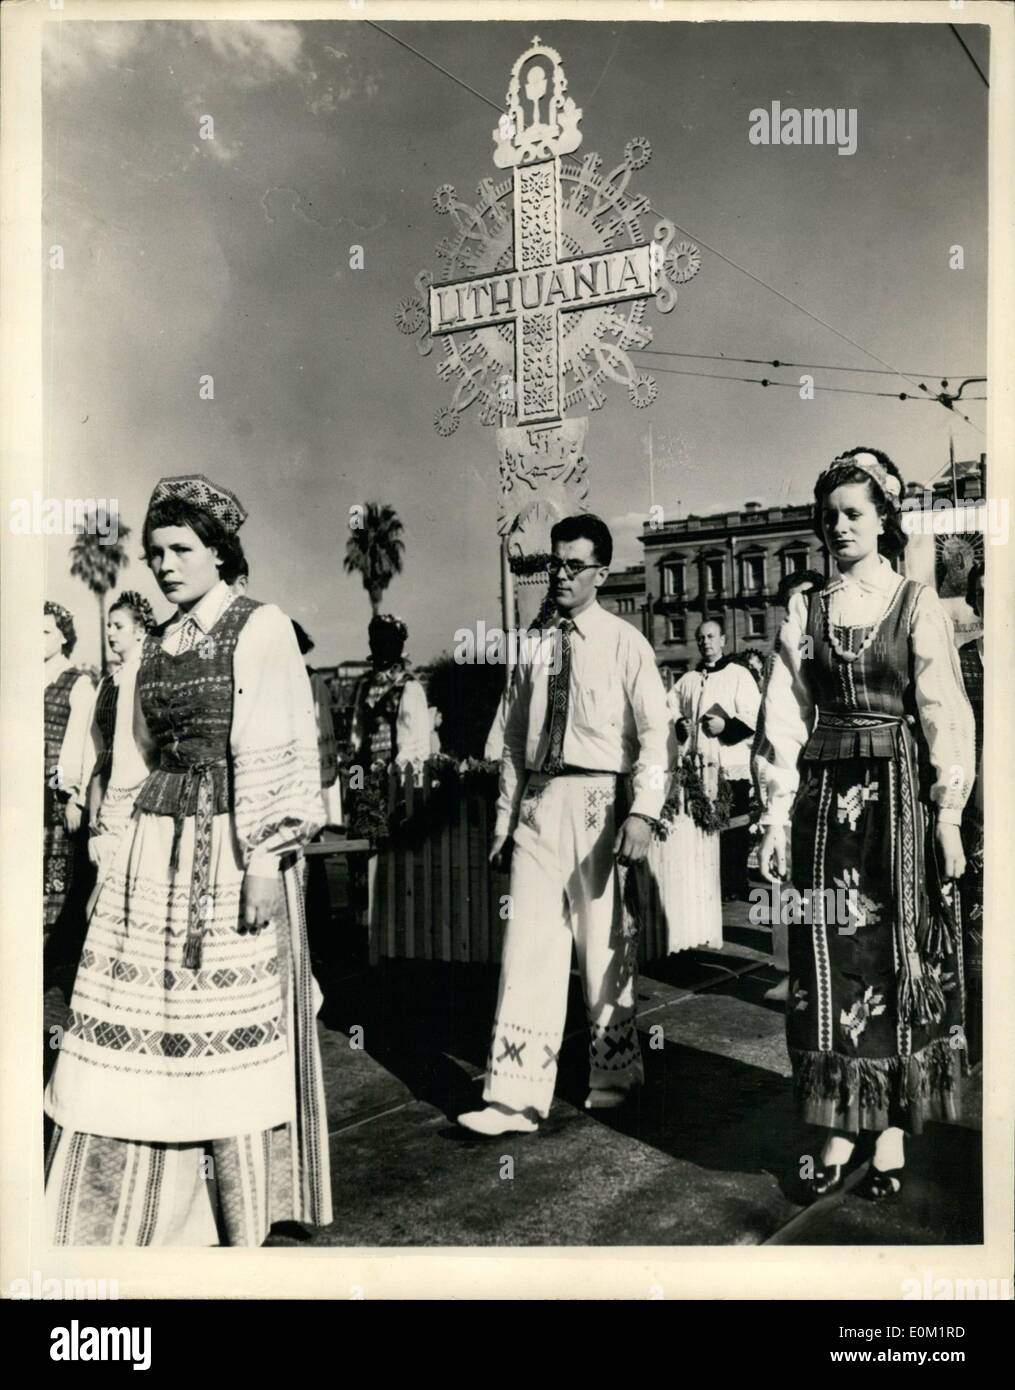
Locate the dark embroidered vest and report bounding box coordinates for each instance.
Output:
[801,577,924,764]
[356,669,411,766]
[44,668,78,775]
[91,674,119,783]
[134,596,260,819]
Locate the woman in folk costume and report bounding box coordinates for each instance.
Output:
[45,475,332,1246]
[754,448,974,1202]
[350,613,431,770]
[84,591,158,906]
[43,602,95,939]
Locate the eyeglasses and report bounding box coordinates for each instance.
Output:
[545,557,602,579]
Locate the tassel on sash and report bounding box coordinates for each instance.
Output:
[281,851,333,1227]
[892,724,946,1028]
[166,762,222,971]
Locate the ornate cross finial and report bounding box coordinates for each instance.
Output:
[492,38,583,168]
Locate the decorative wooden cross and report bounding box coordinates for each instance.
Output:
[427,40,662,427]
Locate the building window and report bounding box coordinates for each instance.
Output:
[615,597,635,614]
[740,553,765,594]
[667,615,686,644]
[747,610,767,639]
[705,557,724,595]
[662,560,685,597]
[782,549,807,579]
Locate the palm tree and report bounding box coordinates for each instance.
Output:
[69,510,131,674]
[343,502,405,615]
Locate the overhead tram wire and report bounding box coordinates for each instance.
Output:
[643,362,985,404]
[365,20,506,115]
[949,24,989,88]
[654,217,987,432]
[635,348,986,381]
[367,22,985,432]
[637,348,987,424]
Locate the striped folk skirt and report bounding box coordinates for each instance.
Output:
[44,809,331,1245]
[787,721,965,1135]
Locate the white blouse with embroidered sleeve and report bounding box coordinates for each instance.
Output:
[60,673,100,807]
[229,603,323,873]
[753,591,815,828]
[910,585,975,826]
[394,678,432,767]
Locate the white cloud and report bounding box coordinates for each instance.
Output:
[43,21,147,86]
[189,21,306,84]
[43,19,306,90]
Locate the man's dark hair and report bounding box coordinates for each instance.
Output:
[142,497,246,584]
[776,568,826,608]
[550,513,613,568]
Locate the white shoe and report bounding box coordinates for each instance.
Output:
[764,977,789,1002]
[457,1106,539,1136]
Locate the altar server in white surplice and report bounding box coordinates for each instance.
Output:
[673,619,761,900]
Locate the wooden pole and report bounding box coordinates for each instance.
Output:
[499,408,516,682]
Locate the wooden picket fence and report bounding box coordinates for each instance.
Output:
[359,764,682,966]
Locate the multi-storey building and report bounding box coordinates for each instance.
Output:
[600,455,986,676]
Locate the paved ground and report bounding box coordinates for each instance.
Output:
[43,883,982,1248]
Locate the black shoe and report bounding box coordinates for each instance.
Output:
[804,1163,847,1199]
[861,1167,905,1202]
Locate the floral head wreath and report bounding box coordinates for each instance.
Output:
[817,451,903,511]
[111,590,157,632]
[44,600,76,653]
[147,474,248,534]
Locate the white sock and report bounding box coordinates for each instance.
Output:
[873,1127,905,1172]
[822,1132,856,1167]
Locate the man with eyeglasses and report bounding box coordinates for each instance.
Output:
[458,514,670,1136]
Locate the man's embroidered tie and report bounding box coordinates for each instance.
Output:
[542,619,574,774]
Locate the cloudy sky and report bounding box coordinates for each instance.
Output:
[42,13,988,667]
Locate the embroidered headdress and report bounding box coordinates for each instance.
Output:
[817,450,903,510]
[147,474,248,533]
[111,589,157,632]
[44,601,77,654]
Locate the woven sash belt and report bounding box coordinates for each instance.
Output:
[166,760,226,970]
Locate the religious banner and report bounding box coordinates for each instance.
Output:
[497,416,589,626]
[903,500,988,646]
